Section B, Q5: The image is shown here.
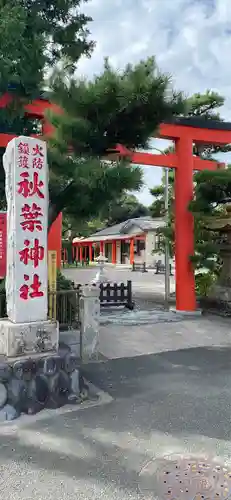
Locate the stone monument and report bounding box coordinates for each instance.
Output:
[1,136,59,357]
[0,136,99,420]
[91,253,108,284]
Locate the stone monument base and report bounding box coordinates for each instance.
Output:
[209,284,231,303]
[199,285,231,315]
[0,350,89,421]
[0,318,59,358]
[0,319,92,421]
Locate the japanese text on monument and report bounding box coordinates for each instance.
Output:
[3,137,48,323]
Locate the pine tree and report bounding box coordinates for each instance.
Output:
[0,0,95,216]
[46,57,185,226]
[0,3,185,228]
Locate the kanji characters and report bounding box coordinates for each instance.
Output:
[19,238,45,268]
[19,274,44,300]
[18,142,29,155]
[33,144,44,157]
[20,203,43,232]
[18,171,44,199]
[32,157,43,170]
[19,156,29,169]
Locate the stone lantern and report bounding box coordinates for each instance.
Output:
[91,253,109,284]
[206,204,231,304]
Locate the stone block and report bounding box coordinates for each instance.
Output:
[79,285,100,360]
[0,319,59,358]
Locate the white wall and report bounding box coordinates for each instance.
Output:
[145,230,174,268]
[116,241,121,264]
[145,230,157,266]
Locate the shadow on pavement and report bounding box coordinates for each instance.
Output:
[1,345,231,497]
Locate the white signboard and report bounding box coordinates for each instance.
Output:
[3,136,48,323]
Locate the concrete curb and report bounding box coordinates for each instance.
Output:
[170,307,202,317]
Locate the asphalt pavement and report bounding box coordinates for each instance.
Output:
[1,310,231,499]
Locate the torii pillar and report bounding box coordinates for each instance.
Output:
[116,118,231,312]
[175,135,195,310]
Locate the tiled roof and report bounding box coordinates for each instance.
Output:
[81,217,165,239]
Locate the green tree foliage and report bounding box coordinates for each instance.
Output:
[189,167,231,273]
[63,193,150,238]
[149,90,229,273]
[101,193,149,226]
[0,2,185,228]
[0,0,94,213]
[0,0,94,97]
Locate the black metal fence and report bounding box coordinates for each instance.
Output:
[0,292,6,318]
[132,262,147,273]
[48,288,81,330]
[155,261,173,275]
[75,281,133,309]
[0,289,81,331]
[0,279,133,329]
[99,281,133,309]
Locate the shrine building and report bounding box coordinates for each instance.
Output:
[72,216,167,266]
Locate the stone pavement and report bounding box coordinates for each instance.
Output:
[63,266,176,300]
[98,313,231,359]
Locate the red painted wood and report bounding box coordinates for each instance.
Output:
[175,136,196,311]
[130,238,134,265]
[48,213,62,269]
[89,243,93,262]
[159,122,231,144]
[0,212,6,278]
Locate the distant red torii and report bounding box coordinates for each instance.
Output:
[1,93,230,311]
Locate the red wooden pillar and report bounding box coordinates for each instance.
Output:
[175,136,196,311]
[89,243,93,262]
[75,246,79,262]
[79,246,83,262]
[130,238,134,265]
[48,213,62,269]
[112,240,116,264]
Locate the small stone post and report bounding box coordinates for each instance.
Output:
[91,252,108,284]
[79,285,100,361]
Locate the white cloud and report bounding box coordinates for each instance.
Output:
[77,0,231,205]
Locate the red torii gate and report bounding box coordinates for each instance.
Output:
[116,118,231,312]
[0,93,231,311]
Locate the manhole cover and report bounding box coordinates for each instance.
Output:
[139,457,231,499]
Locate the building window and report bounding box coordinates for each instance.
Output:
[155,233,163,250]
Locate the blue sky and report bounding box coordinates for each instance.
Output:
[76,0,231,205]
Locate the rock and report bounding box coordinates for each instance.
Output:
[65,354,79,374]
[0,383,7,408]
[47,371,70,409]
[58,342,71,358]
[79,375,89,401]
[38,356,60,376]
[68,369,80,402]
[7,378,27,412]
[25,374,49,415]
[0,363,12,382]
[0,404,18,421]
